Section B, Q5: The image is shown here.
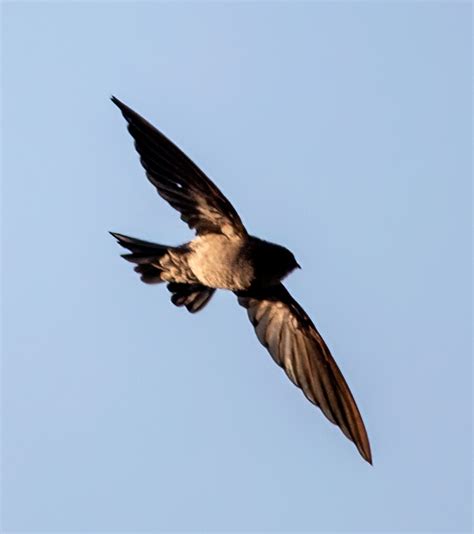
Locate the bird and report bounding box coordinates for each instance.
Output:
[110,96,372,464]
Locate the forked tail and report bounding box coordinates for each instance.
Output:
[110,232,215,313]
[110,232,171,284]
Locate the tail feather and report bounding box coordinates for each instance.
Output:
[110,232,169,255]
[110,231,216,312]
[133,264,164,284]
[110,231,170,284]
[121,253,156,264]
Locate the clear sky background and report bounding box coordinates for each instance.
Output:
[2,1,472,532]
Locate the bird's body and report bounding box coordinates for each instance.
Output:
[115,233,298,291]
[110,97,372,464]
[189,234,255,290]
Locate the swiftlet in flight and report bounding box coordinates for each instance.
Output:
[110,97,372,464]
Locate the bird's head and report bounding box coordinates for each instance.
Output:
[250,237,301,285]
[258,241,301,282]
[278,245,301,276]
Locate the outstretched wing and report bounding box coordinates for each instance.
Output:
[237,284,372,464]
[112,97,247,238]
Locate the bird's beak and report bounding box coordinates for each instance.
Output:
[296,263,302,269]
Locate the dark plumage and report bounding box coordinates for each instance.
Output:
[110,97,372,464]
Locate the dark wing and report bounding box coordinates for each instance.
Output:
[112,97,247,238]
[237,283,372,464]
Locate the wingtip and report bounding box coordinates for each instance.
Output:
[360,444,373,465]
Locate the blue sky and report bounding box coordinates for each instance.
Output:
[2,1,472,532]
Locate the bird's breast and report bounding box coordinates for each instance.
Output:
[188,235,254,290]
